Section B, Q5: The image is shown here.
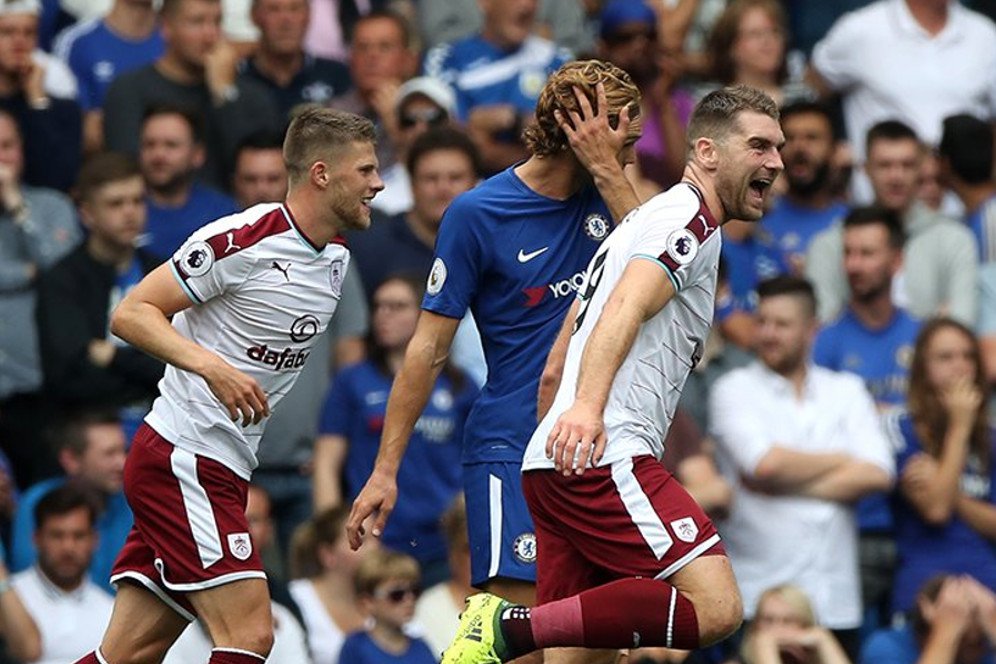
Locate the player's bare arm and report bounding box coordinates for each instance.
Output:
[346,309,460,549]
[537,299,579,421]
[547,259,676,475]
[556,82,641,223]
[111,263,270,427]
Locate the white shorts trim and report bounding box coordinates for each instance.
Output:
[213,647,266,661]
[665,585,677,648]
[611,458,675,560]
[154,558,267,592]
[170,447,224,569]
[111,571,197,622]
[655,534,722,580]
[488,474,503,579]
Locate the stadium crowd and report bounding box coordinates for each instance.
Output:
[0,0,995,661]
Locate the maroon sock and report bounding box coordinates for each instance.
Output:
[499,605,537,657]
[531,578,700,650]
[208,648,267,663]
[72,653,101,664]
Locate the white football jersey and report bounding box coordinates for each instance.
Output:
[145,203,349,478]
[523,183,722,471]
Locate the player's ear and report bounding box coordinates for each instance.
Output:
[695,137,719,170]
[310,161,330,188]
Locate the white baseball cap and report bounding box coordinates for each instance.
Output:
[0,0,41,16]
[396,77,457,116]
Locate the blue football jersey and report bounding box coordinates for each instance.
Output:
[759,197,849,269]
[814,307,921,534]
[422,166,612,464]
[813,307,921,407]
[54,19,164,111]
[424,35,572,121]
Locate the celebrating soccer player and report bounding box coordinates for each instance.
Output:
[443,86,785,662]
[75,108,383,664]
[346,60,642,662]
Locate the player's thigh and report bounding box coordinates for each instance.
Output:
[100,582,189,664]
[187,577,274,649]
[544,648,621,663]
[668,554,743,645]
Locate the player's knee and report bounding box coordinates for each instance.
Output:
[696,589,743,646]
[237,623,274,657]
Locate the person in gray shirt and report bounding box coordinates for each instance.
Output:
[806,120,978,325]
[103,0,281,192]
[0,109,80,486]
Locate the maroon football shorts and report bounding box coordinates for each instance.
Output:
[523,455,725,604]
[111,423,265,619]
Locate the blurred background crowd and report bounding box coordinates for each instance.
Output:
[1,0,996,661]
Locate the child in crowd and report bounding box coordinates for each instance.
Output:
[340,549,437,664]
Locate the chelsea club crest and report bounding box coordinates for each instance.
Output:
[584,213,609,241]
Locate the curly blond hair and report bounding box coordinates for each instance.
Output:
[524,60,641,158]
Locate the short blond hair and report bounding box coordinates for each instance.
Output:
[524,60,641,157]
[283,106,376,186]
[354,549,421,596]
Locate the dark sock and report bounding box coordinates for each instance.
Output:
[499,604,538,657]
[531,578,700,650]
[208,648,267,663]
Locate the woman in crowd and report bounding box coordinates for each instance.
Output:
[313,273,477,587]
[702,0,811,107]
[740,585,852,664]
[890,318,996,618]
[288,506,371,664]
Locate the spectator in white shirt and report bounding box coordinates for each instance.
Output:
[809,0,996,204]
[710,276,895,660]
[9,483,113,664]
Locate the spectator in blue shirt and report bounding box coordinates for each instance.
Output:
[813,206,922,638]
[9,411,131,593]
[887,319,996,617]
[340,549,437,664]
[760,101,849,273]
[938,113,996,264]
[137,103,236,260]
[424,0,572,173]
[861,574,996,664]
[315,274,477,587]
[53,0,164,154]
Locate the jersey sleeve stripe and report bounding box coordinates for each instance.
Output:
[170,260,203,304]
[208,207,290,260]
[632,253,682,291]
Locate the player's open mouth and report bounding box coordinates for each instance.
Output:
[361,196,374,210]
[749,178,772,202]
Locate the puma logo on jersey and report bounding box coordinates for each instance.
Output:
[271,261,291,281]
[224,232,241,254]
[517,246,549,263]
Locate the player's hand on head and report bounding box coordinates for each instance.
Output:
[346,471,398,550]
[546,401,606,476]
[554,81,632,175]
[202,358,270,427]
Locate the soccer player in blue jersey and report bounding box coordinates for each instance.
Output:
[346,59,641,642]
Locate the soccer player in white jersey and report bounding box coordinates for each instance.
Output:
[442,86,784,663]
[73,108,384,664]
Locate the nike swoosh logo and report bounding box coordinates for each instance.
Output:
[517,247,549,263]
